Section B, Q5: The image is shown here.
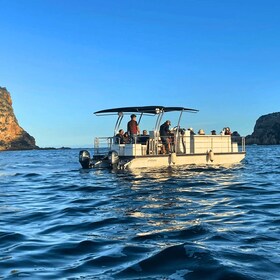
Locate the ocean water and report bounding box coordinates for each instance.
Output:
[0,146,279,280]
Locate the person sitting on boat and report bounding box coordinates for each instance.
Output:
[123,132,130,143]
[198,129,205,135]
[115,129,125,144]
[138,130,149,145]
[225,127,232,135]
[160,120,172,153]
[127,114,140,143]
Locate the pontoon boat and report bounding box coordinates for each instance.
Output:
[79,106,246,169]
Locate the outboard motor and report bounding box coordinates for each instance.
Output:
[108,150,119,168]
[79,150,91,169]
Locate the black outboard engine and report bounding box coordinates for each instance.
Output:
[79,150,91,169]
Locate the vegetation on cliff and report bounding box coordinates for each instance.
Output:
[0,87,38,150]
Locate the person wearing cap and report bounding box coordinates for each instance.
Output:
[127,114,140,143]
[211,130,217,135]
[160,120,172,153]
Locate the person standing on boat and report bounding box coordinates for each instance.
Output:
[127,114,140,143]
[160,120,172,153]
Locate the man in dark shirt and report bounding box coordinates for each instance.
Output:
[138,130,149,144]
[127,114,140,143]
[160,120,172,153]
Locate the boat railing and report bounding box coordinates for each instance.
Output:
[241,136,246,152]
[94,134,246,156]
[176,134,246,154]
[94,137,114,155]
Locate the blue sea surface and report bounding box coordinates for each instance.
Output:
[0,146,280,280]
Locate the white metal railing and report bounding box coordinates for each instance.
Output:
[94,137,113,155]
[93,135,246,156]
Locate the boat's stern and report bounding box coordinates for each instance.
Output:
[79,150,91,169]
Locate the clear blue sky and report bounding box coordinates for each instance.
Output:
[1,0,280,147]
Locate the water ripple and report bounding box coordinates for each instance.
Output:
[0,147,280,279]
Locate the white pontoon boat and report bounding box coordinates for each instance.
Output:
[79,106,246,169]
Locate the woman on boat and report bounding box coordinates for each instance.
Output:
[115,129,125,144]
[123,132,130,143]
[225,127,232,135]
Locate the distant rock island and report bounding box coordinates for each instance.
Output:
[246,112,280,145]
[0,87,38,150]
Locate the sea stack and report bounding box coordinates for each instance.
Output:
[0,87,38,150]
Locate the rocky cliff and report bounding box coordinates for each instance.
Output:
[0,87,38,150]
[246,112,280,145]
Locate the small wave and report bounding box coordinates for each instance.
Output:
[0,231,27,245]
[114,243,255,279]
[132,223,211,242]
[23,173,41,177]
[39,217,121,235]
[47,240,103,256]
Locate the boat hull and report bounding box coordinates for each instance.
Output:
[85,151,245,170]
[123,152,246,169]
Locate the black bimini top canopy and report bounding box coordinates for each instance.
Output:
[94,106,199,115]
